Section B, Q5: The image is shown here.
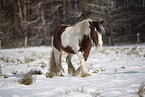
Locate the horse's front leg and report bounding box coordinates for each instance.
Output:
[75,52,91,77]
[66,54,75,76]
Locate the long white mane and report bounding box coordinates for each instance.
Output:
[71,19,92,35]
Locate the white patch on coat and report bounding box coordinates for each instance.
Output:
[97,32,103,47]
[61,19,92,53]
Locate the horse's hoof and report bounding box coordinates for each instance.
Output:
[46,73,55,78]
[56,74,64,77]
[60,74,64,77]
[55,74,64,77]
[75,66,81,76]
[75,73,81,76]
[56,71,63,76]
[81,73,91,77]
[68,71,75,76]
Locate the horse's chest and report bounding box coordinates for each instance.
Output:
[61,31,92,60]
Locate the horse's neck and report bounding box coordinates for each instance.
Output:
[72,20,90,36]
[61,20,91,46]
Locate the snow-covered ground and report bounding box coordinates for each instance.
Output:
[0,44,145,97]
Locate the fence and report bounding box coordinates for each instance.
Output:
[103,33,145,45]
[0,33,145,49]
[0,38,51,49]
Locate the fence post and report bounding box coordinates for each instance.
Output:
[137,33,140,44]
[108,36,111,45]
[24,37,27,48]
[0,40,1,49]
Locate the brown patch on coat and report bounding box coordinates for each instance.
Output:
[78,21,99,61]
[53,25,69,51]
[61,46,75,54]
[53,25,75,54]
[79,35,92,61]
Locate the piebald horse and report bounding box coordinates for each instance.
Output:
[49,19,105,77]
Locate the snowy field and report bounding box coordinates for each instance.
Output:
[0,44,145,97]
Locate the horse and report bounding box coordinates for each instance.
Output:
[48,18,105,77]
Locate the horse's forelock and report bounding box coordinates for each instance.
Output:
[89,22,98,45]
[92,20,105,34]
[89,20,104,47]
[99,24,105,34]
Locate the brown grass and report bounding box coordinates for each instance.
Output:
[19,73,35,85]
[137,82,145,97]
[63,87,102,97]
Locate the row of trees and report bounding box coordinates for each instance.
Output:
[83,0,145,44]
[0,0,145,48]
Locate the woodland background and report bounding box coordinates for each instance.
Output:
[0,0,145,48]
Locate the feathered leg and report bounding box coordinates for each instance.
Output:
[75,52,91,77]
[66,54,75,76]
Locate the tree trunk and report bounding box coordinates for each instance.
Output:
[3,0,5,9]
[41,0,46,45]
[24,37,27,48]
[0,40,1,49]
[63,0,66,24]
[56,0,59,25]
[18,1,23,27]
[106,0,113,45]
[24,0,28,48]
[18,0,28,48]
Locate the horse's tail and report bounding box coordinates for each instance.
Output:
[49,50,57,74]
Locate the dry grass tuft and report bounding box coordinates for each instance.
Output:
[137,82,145,97]
[46,72,55,78]
[4,74,9,78]
[19,73,35,85]
[64,87,102,97]
[0,65,2,76]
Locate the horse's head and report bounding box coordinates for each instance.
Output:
[89,20,105,47]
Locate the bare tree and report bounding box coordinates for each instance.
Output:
[41,0,46,45]
[0,0,145,48]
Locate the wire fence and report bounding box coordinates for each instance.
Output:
[0,38,51,49]
[0,33,145,49]
[103,33,145,45]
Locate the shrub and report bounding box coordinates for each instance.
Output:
[137,82,145,97]
[19,73,35,85]
[4,74,9,78]
[11,70,17,75]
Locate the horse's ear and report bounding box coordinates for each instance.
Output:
[89,21,93,27]
[89,21,92,24]
[100,20,104,24]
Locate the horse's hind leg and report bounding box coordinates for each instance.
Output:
[66,54,75,76]
[53,48,63,76]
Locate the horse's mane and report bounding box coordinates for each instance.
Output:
[71,18,105,35]
[98,23,105,34]
[71,19,92,35]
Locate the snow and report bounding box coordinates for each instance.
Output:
[0,45,145,97]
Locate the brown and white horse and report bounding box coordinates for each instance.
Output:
[49,19,105,77]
